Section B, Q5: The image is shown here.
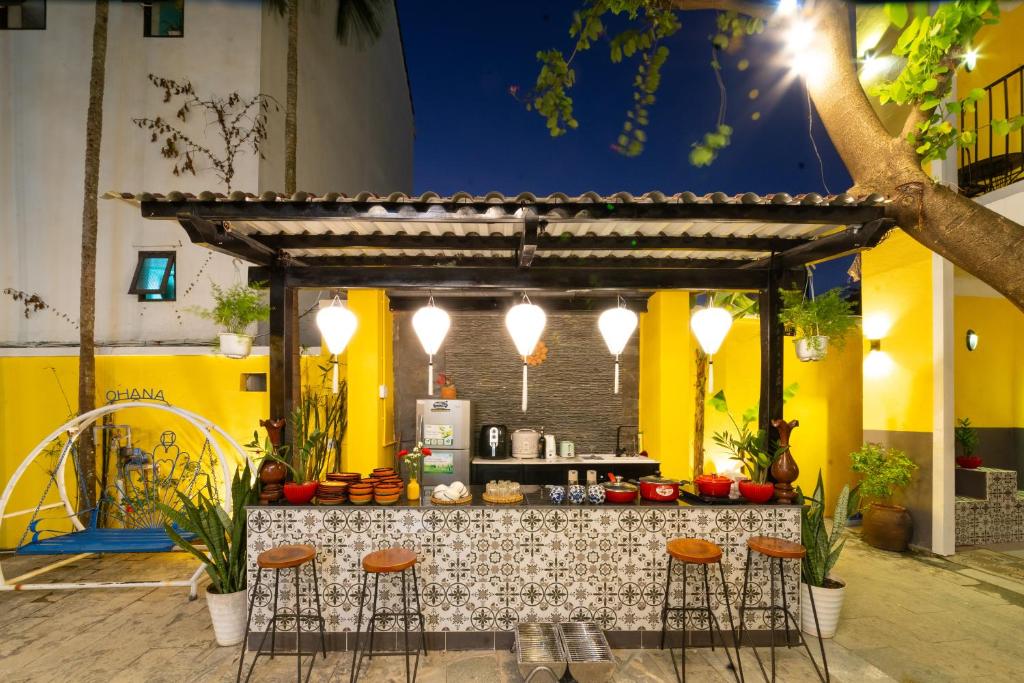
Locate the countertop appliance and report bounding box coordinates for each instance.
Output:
[511,428,541,459]
[416,399,472,486]
[543,434,557,459]
[478,424,510,459]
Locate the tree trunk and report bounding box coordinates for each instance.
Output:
[285,0,298,195]
[78,0,109,505]
[693,349,708,477]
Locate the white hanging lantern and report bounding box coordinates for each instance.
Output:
[505,296,546,412]
[316,296,358,394]
[690,305,732,391]
[598,301,638,394]
[412,297,451,396]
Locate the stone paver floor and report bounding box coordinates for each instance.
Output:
[1,534,1022,681]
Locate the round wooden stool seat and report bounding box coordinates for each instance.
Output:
[362,547,417,573]
[666,538,722,564]
[747,535,805,559]
[257,543,316,569]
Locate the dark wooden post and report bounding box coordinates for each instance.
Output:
[268,270,300,428]
[758,257,784,436]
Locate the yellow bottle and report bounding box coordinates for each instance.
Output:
[407,476,420,501]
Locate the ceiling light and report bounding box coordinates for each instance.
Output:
[598,300,639,394]
[777,0,798,16]
[412,296,451,396]
[505,295,546,412]
[316,296,358,393]
[964,47,979,72]
[690,304,733,390]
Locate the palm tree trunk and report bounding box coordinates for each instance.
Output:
[78,0,109,505]
[693,349,708,477]
[284,0,298,195]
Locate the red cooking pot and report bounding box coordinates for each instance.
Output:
[602,473,638,504]
[634,475,681,502]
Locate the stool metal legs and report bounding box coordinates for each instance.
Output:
[660,557,742,683]
[738,552,830,683]
[237,563,327,683]
[350,567,426,683]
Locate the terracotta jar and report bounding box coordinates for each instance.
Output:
[258,459,288,505]
[862,503,913,552]
[770,418,800,503]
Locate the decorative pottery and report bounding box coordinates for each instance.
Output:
[794,336,829,362]
[567,484,586,505]
[206,587,248,646]
[738,479,775,504]
[862,503,913,552]
[440,385,458,399]
[587,484,606,504]
[548,485,566,504]
[219,332,253,359]
[800,576,845,638]
[282,481,317,505]
[257,459,287,506]
[770,418,800,503]
[260,418,286,447]
[407,477,421,501]
[695,474,732,498]
[956,455,982,469]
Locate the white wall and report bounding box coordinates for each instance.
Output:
[0,0,413,347]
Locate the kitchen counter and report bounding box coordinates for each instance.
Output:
[246,490,801,652]
[471,455,656,465]
[469,456,661,485]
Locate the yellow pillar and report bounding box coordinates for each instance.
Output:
[345,289,395,474]
[638,292,692,480]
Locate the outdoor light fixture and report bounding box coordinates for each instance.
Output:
[690,303,732,391]
[505,294,546,412]
[862,314,893,379]
[316,296,358,394]
[966,329,979,351]
[598,298,638,395]
[412,296,451,396]
[862,314,891,342]
[784,19,825,85]
[964,47,979,72]
[859,50,887,81]
[776,0,798,15]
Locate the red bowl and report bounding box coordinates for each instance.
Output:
[695,475,732,498]
[282,481,318,505]
[738,479,775,504]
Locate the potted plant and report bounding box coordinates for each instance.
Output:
[159,462,257,646]
[436,372,457,399]
[246,402,326,506]
[955,417,982,469]
[798,471,857,638]
[191,282,270,359]
[850,443,918,552]
[779,289,857,362]
[710,390,781,503]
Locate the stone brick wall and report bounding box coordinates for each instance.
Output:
[394,311,638,454]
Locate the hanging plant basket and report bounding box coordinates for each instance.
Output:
[219,332,253,359]
[794,336,829,362]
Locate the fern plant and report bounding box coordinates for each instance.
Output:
[779,289,857,352]
[798,471,858,588]
[954,417,979,457]
[191,282,270,335]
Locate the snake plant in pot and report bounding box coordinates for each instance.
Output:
[798,472,857,638]
[159,462,257,646]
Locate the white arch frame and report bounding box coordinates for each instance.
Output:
[0,402,255,599]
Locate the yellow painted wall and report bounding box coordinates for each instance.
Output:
[638,292,692,480]
[954,294,1024,428]
[861,230,935,432]
[345,290,395,474]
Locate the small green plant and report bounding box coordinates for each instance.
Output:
[709,390,784,484]
[955,417,979,457]
[797,471,859,588]
[779,289,857,351]
[850,444,917,506]
[191,282,270,335]
[158,462,257,595]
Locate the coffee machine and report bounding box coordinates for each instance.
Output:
[477,424,510,459]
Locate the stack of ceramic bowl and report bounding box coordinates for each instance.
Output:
[374,480,402,505]
[348,481,374,505]
[316,480,348,505]
[327,472,360,485]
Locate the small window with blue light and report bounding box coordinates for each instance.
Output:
[129,251,176,302]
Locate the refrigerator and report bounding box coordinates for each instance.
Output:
[415,399,472,487]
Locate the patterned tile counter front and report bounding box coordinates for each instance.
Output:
[245,499,801,651]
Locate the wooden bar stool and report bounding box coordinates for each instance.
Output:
[350,546,427,683]
[659,538,742,683]
[738,536,829,682]
[237,543,327,683]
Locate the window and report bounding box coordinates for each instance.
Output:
[0,1,46,30]
[143,0,184,38]
[129,251,176,301]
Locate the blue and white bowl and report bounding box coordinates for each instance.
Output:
[548,485,566,504]
[587,484,606,504]
[568,484,586,505]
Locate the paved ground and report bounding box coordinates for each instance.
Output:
[0,534,1021,682]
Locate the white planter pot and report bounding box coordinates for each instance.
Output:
[794,336,829,362]
[207,587,249,646]
[800,577,845,638]
[219,332,253,359]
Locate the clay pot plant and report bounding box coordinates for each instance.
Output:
[159,462,257,646]
[798,471,858,638]
[436,372,457,399]
[851,444,918,552]
[955,417,982,469]
[191,282,270,359]
[779,289,857,363]
[710,390,782,504]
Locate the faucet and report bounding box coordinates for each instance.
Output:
[615,425,639,457]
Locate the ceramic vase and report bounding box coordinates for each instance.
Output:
[548,486,566,504]
[587,484,606,504]
[770,418,800,503]
[568,484,586,505]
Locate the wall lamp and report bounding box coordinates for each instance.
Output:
[863,314,892,378]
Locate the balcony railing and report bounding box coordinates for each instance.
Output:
[959,65,1024,197]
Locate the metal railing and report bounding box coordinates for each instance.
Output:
[959,64,1024,197]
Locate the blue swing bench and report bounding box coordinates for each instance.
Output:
[17,508,196,556]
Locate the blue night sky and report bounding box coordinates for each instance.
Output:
[397,0,855,288]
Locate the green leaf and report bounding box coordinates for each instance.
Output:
[921,77,938,92]
[993,119,1011,136]
[919,98,940,111]
[885,3,909,28]
[708,389,729,413]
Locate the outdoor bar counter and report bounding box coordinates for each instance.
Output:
[245,486,800,651]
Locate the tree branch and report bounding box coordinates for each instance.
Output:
[671,0,773,20]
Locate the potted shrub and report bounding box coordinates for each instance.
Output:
[955,417,982,469]
[191,282,270,359]
[851,444,918,552]
[710,390,782,503]
[249,402,327,505]
[798,472,857,638]
[159,462,257,646]
[779,289,857,362]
